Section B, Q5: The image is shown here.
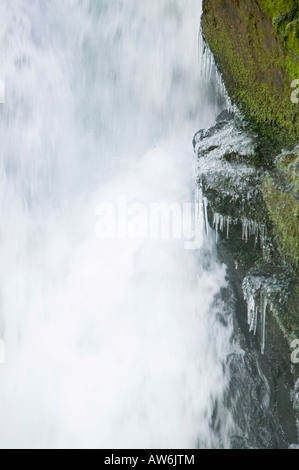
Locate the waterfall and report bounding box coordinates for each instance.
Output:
[0,0,238,449]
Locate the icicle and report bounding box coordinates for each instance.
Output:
[211,212,239,243]
[261,294,267,355]
[213,213,225,243]
[203,197,209,237]
[198,27,233,112]
[243,276,269,355]
[243,276,262,335]
[242,218,248,242]
[213,213,219,243]
[247,294,258,334]
[240,218,267,248]
[226,216,231,240]
[219,215,224,233]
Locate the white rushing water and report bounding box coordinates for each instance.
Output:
[0,0,235,448]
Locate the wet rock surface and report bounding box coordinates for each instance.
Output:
[195,111,299,448]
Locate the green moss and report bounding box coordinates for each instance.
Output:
[202,0,299,154]
[263,175,299,266]
[277,149,299,193]
[258,0,299,78]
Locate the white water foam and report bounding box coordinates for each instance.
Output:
[0,0,235,448]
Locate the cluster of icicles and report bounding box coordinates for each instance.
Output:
[202,197,269,354]
[197,35,281,357]
[210,211,267,248]
[212,213,268,354]
[242,276,268,355]
[242,274,289,355]
[198,27,234,113]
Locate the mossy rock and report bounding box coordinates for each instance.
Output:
[277,149,299,193]
[202,0,299,155]
[263,170,299,267]
[195,113,299,342]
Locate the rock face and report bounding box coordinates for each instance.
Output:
[201,0,299,441]
[202,0,299,149]
[194,112,299,445]
[195,113,299,340]
[263,152,299,267]
[201,0,299,332]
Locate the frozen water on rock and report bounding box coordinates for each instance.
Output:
[242,274,290,355]
[241,218,267,247]
[195,19,298,449]
[196,120,262,202]
[198,31,234,114]
[213,213,238,243]
[210,210,267,248]
[195,119,255,158]
[243,276,264,337]
[195,115,268,249]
